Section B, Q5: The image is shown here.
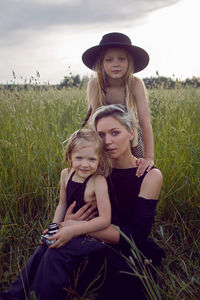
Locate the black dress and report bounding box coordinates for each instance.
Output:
[66,171,92,212]
[107,167,165,265]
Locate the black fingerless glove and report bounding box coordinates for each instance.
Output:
[119,197,165,265]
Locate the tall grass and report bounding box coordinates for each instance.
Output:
[0,84,200,299]
[149,86,200,299]
[151,87,200,220]
[0,86,88,287]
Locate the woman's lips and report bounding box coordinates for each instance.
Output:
[106,148,117,152]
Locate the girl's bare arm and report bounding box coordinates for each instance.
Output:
[52,169,68,224]
[133,77,154,176]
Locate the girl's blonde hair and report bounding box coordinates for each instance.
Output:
[65,129,112,177]
[86,48,148,146]
[89,49,137,112]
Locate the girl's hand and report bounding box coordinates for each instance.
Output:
[64,201,97,222]
[136,157,154,177]
[42,229,48,235]
[40,228,48,245]
[49,227,74,248]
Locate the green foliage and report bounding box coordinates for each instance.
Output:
[143,76,200,89]
[150,87,200,229]
[0,84,200,299]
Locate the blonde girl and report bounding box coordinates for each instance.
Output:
[82,32,153,177]
[48,129,112,248]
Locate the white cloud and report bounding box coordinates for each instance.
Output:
[1,0,198,84]
[0,0,181,38]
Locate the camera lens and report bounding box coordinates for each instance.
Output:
[48,223,58,235]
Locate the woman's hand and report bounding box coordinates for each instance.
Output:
[136,157,154,177]
[64,200,97,222]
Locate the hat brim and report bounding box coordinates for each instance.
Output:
[82,43,149,73]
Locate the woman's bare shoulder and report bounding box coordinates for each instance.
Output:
[145,168,163,181]
[139,168,163,200]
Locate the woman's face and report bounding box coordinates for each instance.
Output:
[103,48,128,80]
[96,116,134,160]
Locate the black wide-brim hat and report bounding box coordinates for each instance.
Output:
[82,32,149,73]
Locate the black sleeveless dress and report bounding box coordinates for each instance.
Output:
[107,167,165,265]
[66,171,92,213]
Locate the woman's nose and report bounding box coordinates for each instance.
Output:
[104,134,112,144]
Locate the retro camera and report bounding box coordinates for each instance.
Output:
[40,223,58,246]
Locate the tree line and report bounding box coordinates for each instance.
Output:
[60,74,200,89]
[1,74,200,91]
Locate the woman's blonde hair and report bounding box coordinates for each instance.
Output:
[65,129,112,177]
[91,104,138,146]
[91,104,136,130]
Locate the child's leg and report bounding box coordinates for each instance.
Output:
[31,236,107,300]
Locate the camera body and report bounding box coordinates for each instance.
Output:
[40,223,58,246]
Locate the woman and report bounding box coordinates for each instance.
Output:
[1,105,165,300]
[92,104,162,247]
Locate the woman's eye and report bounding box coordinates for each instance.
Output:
[112,131,119,136]
[98,132,105,138]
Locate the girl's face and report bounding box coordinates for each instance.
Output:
[71,143,99,181]
[96,116,134,160]
[103,48,129,80]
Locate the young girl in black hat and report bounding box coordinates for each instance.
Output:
[82,32,153,177]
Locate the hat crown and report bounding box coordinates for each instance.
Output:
[99,32,132,46]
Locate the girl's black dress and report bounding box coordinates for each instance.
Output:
[66,170,92,212]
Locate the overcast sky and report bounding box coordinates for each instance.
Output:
[0,0,199,84]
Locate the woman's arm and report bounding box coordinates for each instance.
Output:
[50,176,111,248]
[89,225,120,244]
[138,168,163,200]
[132,77,154,176]
[60,203,120,244]
[90,170,163,247]
[92,170,162,245]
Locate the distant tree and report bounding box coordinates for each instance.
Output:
[60,74,89,88]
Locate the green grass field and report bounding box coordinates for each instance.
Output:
[0,84,199,299]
